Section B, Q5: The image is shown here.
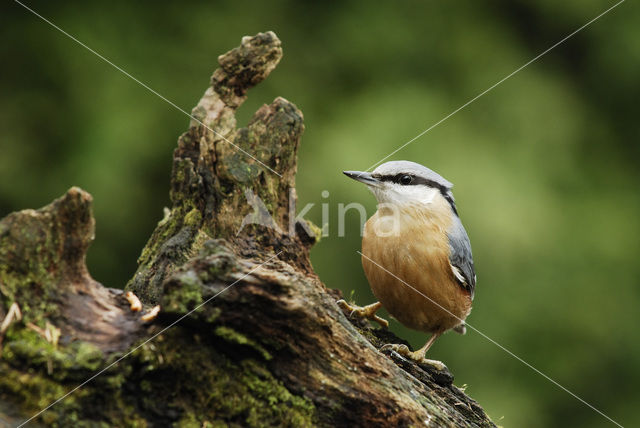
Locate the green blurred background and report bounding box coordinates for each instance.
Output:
[1,1,639,426]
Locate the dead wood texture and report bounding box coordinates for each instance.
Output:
[0,32,496,428]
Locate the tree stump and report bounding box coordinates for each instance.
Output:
[0,32,496,427]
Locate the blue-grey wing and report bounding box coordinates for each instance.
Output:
[447,216,476,298]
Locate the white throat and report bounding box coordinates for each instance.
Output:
[369,184,440,207]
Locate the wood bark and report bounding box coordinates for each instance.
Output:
[0,32,496,428]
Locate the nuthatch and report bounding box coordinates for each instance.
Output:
[338,160,475,367]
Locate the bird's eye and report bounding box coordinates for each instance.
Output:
[399,175,413,185]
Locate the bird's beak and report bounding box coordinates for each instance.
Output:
[343,170,379,186]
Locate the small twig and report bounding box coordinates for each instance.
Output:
[46,322,61,347]
[0,302,23,355]
[26,322,47,337]
[0,302,22,335]
[26,321,61,347]
[26,320,61,376]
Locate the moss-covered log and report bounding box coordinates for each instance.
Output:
[0,32,495,427]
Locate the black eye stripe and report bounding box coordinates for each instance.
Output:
[373,173,459,216]
[376,174,438,187]
[376,174,411,184]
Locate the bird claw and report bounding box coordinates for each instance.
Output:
[417,358,448,372]
[380,343,448,372]
[336,299,389,328]
[380,343,410,356]
[380,343,454,385]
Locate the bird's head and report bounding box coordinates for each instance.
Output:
[343,160,457,213]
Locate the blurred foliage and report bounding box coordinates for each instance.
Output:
[1,0,639,426]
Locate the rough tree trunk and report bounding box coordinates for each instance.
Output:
[0,32,496,428]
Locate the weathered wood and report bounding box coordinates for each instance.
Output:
[0,32,495,427]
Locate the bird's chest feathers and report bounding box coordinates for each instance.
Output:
[364,196,453,277]
[364,195,453,252]
[361,195,465,331]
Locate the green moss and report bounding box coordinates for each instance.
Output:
[0,327,148,427]
[204,307,222,323]
[154,329,315,428]
[129,203,208,302]
[45,327,307,428]
[174,413,200,428]
[214,326,272,361]
[183,208,202,228]
[0,216,64,321]
[0,364,70,411]
[172,158,192,190]
[0,270,59,321]
[305,220,322,243]
[199,240,229,257]
[2,328,103,379]
[237,360,314,427]
[188,230,211,260]
[72,342,104,372]
[130,158,203,286]
[162,271,204,314]
[135,211,182,267]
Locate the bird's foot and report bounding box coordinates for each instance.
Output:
[336,300,389,328]
[380,343,448,371]
[380,343,454,386]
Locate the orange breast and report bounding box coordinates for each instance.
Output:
[361,198,472,334]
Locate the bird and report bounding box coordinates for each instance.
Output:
[337,160,475,368]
